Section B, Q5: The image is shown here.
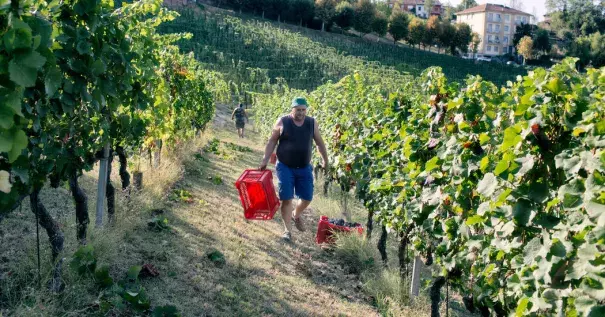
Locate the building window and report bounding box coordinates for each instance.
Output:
[503,36,509,44]
[487,45,491,52]
[488,24,493,32]
[495,36,500,43]
[495,24,500,32]
[488,35,493,42]
[504,25,510,32]
[494,46,499,53]
[505,14,510,21]
[418,6,422,11]
[495,13,501,22]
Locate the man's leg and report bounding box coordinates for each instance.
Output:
[276,162,295,238]
[292,165,314,231]
[241,127,245,138]
[293,199,311,218]
[281,199,294,233]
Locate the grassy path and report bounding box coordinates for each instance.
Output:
[131,105,379,316]
[95,102,378,316]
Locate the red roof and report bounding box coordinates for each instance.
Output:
[456,4,530,16]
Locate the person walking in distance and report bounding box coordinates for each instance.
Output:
[231,103,249,138]
[259,97,329,241]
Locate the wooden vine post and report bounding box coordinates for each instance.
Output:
[95,143,110,227]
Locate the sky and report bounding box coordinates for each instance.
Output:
[445,0,548,21]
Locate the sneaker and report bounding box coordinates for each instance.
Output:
[282,231,292,241]
[292,216,306,232]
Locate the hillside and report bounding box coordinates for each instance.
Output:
[160,3,526,92]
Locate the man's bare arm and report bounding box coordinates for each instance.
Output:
[313,120,329,169]
[259,118,282,170]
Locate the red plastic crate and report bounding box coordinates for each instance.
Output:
[235,169,280,220]
[270,153,277,164]
[316,215,364,244]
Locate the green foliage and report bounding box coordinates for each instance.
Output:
[207,249,226,267]
[333,1,355,30]
[315,0,337,31]
[388,11,410,43]
[254,58,605,316]
[533,28,552,54]
[454,23,473,54]
[407,18,425,48]
[71,245,97,275]
[0,0,221,221]
[371,11,388,37]
[148,216,171,232]
[204,138,221,154]
[170,189,194,203]
[152,305,182,317]
[224,142,253,152]
[212,176,224,185]
[353,0,375,35]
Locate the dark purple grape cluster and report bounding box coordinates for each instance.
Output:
[327,218,361,228]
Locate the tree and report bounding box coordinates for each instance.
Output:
[333,1,355,30]
[443,1,457,21]
[470,32,481,58]
[589,32,605,67]
[424,15,441,51]
[425,0,435,18]
[438,20,457,54]
[408,18,426,48]
[315,0,338,31]
[546,0,605,37]
[269,0,291,22]
[455,23,473,55]
[509,0,524,11]
[353,0,376,35]
[533,28,552,54]
[568,36,591,66]
[513,23,534,47]
[287,0,315,26]
[517,35,534,64]
[456,0,478,12]
[375,1,393,18]
[388,10,410,43]
[372,11,389,38]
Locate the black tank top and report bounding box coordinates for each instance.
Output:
[276,115,314,168]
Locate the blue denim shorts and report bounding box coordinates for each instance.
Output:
[276,162,314,201]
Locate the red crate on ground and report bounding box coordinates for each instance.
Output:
[270,153,277,164]
[316,216,364,244]
[235,169,280,220]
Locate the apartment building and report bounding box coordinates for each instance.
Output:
[456,4,532,56]
[387,1,443,19]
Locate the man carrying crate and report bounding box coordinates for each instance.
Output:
[259,97,329,241]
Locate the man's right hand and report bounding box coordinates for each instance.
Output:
[259,159,269,171]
